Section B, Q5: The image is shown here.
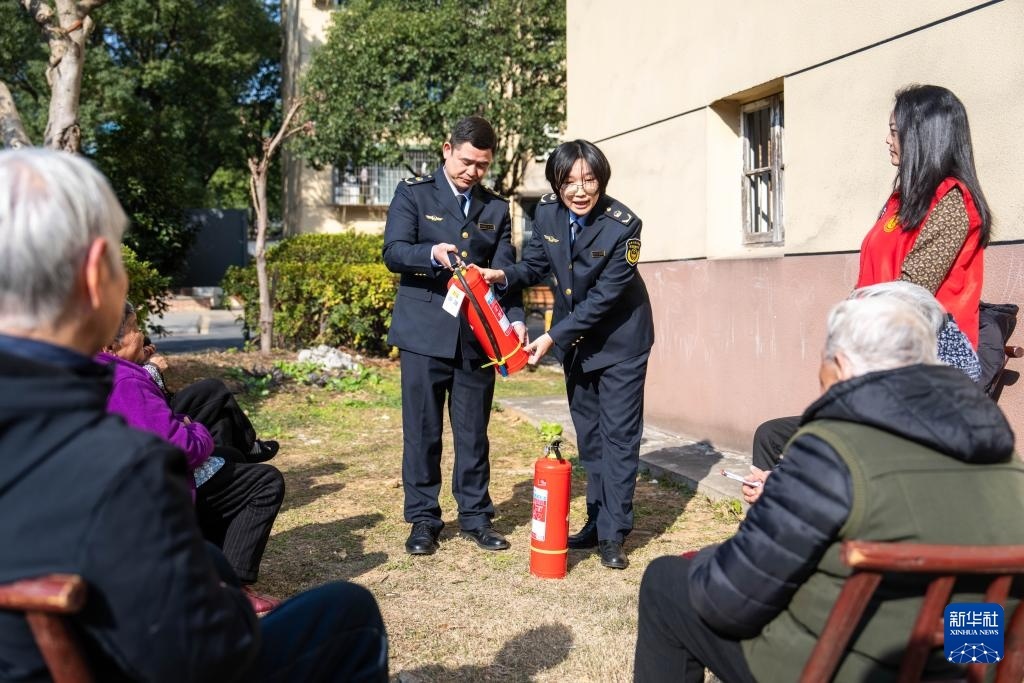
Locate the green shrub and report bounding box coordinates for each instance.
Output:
[222,233,397,355]
[122,245,170,331]
[268,232,383,265]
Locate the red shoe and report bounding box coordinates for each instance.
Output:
[243,585,281,617]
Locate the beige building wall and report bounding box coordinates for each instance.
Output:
[281,0,388,236]
[567,0,1024,449]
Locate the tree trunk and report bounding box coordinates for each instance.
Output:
[246,98,305,355]
[0,81,32,148]
[250,161,273,354]
[15,0,108,153]
[42,2,91,151]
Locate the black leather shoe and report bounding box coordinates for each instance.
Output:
[249,439,279,463]
[567,518,598,549]
[598,540,628,569]
[405,521,439,555]
[459,525,510,551]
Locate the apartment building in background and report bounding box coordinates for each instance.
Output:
[565,0,1024,449]
[280,0,550,242]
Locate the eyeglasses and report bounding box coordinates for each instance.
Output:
[560,179,599,195]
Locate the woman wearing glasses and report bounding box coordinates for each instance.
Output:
[476,139,654,570]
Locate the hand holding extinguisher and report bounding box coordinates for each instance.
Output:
[446,254,529,376]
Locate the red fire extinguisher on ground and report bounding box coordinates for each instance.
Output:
[446,255,529,376]
[530,437,571,579]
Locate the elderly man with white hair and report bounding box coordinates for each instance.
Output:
[633,295,1024,683]
[0,149,387,682]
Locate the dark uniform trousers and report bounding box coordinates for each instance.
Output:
[567,350,650,543]
[382,168,521,533]
[399,347,495,532]
[504,193,655,544]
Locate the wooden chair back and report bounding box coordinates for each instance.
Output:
[800,541,1024,683]
[0,574,93,683]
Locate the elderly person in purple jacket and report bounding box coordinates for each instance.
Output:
[96,303,284,615]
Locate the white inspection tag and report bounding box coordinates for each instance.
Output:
[442,286,466,317]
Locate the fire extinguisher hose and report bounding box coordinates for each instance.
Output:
[448,253,509,376]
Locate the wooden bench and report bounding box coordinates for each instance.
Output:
[0,574,93,682]
[801,541,1024,683]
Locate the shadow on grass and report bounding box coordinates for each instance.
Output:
[490,478,535,537]
[279,460,348,514]
[395,622,573,682]
[269,512,388,585]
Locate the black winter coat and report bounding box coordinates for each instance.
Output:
[0,349,259,682]
[688,363,1015,639]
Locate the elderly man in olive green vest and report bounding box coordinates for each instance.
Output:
[634,295,1024,683]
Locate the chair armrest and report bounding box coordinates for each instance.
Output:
[0,574,86,614]
[842,541,1024,574]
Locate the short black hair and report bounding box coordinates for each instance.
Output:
[545,139,611,196]
[449,116,497,152]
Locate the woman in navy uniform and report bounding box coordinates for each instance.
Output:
[477,139,654,569]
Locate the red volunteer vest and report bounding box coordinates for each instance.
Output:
[856,177,984,348]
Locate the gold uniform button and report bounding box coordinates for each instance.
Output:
[460,250,468,258]
[565,288,572,296]
[461,231,469,239]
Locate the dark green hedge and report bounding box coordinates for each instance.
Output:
[221,233,397,355]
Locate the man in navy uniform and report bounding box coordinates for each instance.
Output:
[383,116,524,556]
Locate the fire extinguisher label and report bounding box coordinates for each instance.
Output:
[484,288,512,334]
[442,286,466,317]
[531,486,548,541]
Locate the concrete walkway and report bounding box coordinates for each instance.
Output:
[151,297,246,354]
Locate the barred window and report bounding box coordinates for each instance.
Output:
[332,150,436,206]
[741,94,784,245]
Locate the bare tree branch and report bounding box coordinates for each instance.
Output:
[264,98,305,160]
[0,81,33,149]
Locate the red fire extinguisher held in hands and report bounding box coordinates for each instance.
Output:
[530,437,571,579]
[446,254,529,376]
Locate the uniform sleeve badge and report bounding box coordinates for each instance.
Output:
[625,238,641,266]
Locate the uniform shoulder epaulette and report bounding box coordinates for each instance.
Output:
[603,199,639,227]
[480,184,508,201]
[403,174,433,185]
[539,192,560,205]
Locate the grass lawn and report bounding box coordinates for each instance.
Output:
[167,350,742,682]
